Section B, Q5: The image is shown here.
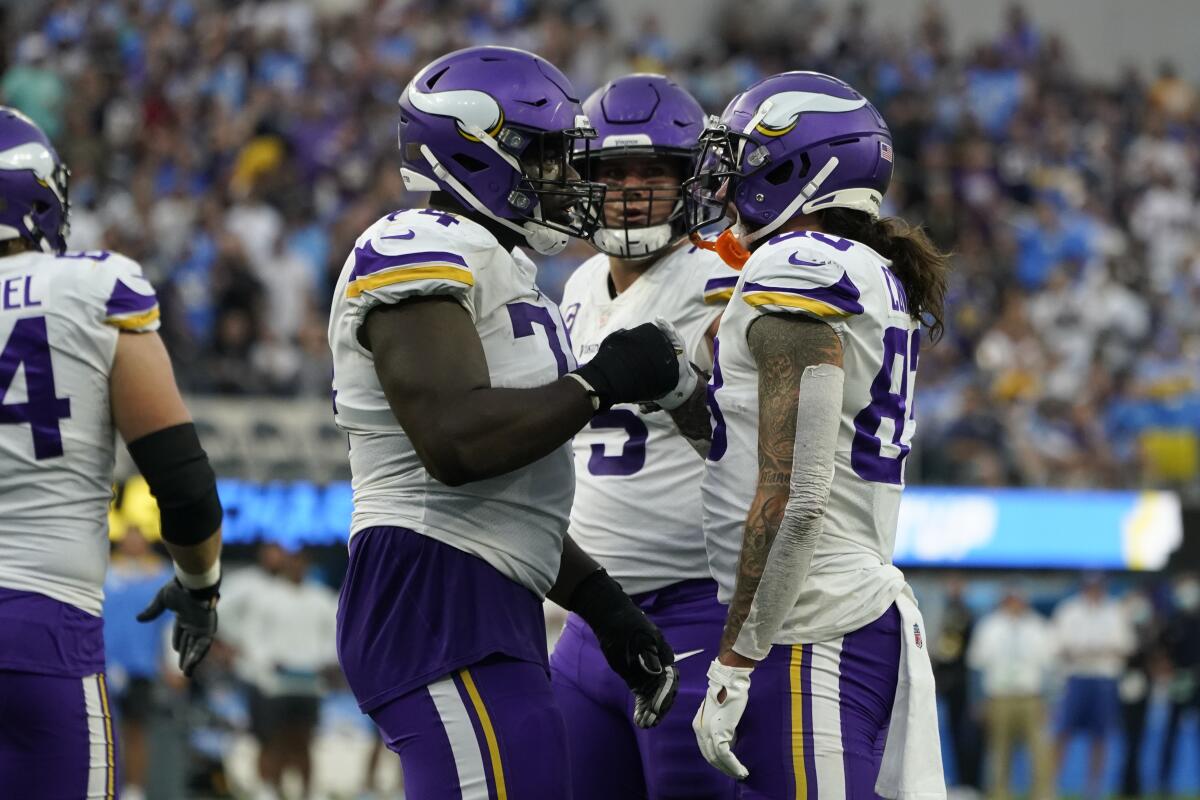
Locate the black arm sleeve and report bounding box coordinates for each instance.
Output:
[126,423,222,546]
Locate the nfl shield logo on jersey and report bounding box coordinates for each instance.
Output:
[912,623,923,648]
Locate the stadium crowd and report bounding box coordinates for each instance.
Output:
[1,0,1198,492]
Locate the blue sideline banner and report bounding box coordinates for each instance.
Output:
[111,480,1184,571]
[892,487,1183,570]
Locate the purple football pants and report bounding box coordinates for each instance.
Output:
[733,604,902,800]
[369,654,569,800]
[0,670,120,799]
[339,527,568,799]
[550,579,737,800]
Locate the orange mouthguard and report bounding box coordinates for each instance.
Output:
[690,230,750,270]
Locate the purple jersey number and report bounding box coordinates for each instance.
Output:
[586,408,648,476]
[507,302,570,376]
[0,317,72,459]
[850,326,919,484]
[706,337,728,461]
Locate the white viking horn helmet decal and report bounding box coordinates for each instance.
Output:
[409,86,505,141]
[0,142,64,202]
[753,91,868,137]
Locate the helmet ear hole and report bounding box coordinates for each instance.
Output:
[797,152,811,180]
[764,160,793,186]
[452,153,489,173]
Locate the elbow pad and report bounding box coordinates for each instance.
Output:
[126,423,223,546]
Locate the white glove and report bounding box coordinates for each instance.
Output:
[693,659,753,780]
[644,317,699,412]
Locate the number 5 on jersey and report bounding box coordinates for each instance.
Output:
[0,316,72,459]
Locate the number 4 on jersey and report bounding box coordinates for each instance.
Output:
[851,327,919,484]
[0,316,71,459]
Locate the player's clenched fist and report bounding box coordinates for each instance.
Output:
[569,321,683,411]
[568,568,680,727]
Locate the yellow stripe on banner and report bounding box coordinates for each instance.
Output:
[346,265,475,298]
[460,669,508,800]
[790,646,807,800]
[104,307,161,330]
[97,674,115,800]
[704,289,735,304]
[742,292,849,318]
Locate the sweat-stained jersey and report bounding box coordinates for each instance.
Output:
[704,230,917,643]
[560,244,737,594]
[329,208,576,597]
[0,250,161,616]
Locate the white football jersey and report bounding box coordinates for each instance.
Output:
[0,249,161,616]
[329,208,576,597]
[561,244,737,595]
[705,230,917,643]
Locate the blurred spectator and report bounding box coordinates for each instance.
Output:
[232,548,338,800]
[932,577,983,791]
[1117,586,1159,799]
[968,587,1056,800]
[1158,573,1200,791]
[103,528,173,800]
[0,34,64,138]
[1052,575,1134,800]
[1149,60,1196,119]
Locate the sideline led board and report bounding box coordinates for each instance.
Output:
[892,488,1183,570]
[109,480,1184,571]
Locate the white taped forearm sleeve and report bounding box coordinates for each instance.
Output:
[732,363,844,661]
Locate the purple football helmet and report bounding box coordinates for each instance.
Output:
[686,71,892,247]
[397,46,605,256]
[0,106,69,254]
[576,74,705,260]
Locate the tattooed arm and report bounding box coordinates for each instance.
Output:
[717,313,844,667]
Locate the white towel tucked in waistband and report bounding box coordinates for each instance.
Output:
[876,585,947,800]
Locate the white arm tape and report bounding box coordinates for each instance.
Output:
[733,363,844,661]
[175,560,222,591]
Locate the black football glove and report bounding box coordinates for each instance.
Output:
[569,569,679,728]
[137,577,219,677]
[571,322,680,411]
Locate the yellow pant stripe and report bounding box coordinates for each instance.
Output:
[791,645,807,799]
[97,674,115,800]
[459,669,508,800]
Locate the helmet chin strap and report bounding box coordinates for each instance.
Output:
[594,223,673,259]
[420,145,568,256]
[740,156,840,246]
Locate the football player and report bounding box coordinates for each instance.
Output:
[329,47,694,799]
[675,72,951,798]
[551,74,739,800]
[0,107,223,797]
